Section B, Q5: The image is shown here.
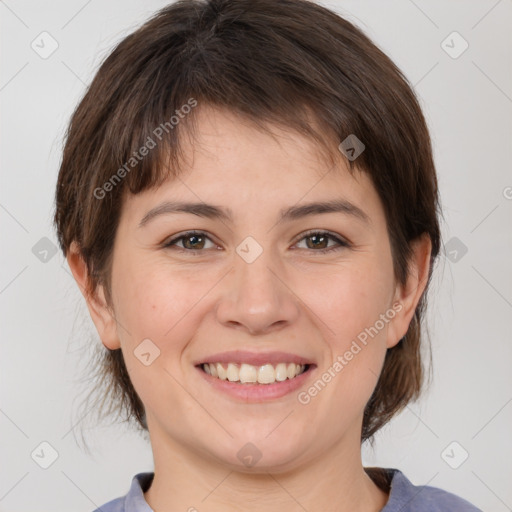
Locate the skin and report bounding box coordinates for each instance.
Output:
[68,106,431,512]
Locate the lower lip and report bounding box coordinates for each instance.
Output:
[195,365,316,402]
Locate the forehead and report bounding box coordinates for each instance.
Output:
[179,105,341,181]
[119,106,383,228]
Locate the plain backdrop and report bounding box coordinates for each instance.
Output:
[1,1,511,511]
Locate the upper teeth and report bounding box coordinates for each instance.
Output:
[202,362,307,384]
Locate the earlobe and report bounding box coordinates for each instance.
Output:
[387,234,432,349]
[66,241,121,350]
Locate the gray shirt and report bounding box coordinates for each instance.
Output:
[92,468,482,511]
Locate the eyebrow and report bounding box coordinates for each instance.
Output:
[138,199,371,228]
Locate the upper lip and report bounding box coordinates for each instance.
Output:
[194,350,315,367]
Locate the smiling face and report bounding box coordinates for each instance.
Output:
[71,106,429,474]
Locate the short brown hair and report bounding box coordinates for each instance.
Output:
[54,0,441,443]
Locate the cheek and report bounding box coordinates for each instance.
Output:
[116,275,187,345]
[113,259,217,357]
[311,260,394,349]
[112,264,200,407]
[304,262,393,411]
[114,270,171,340]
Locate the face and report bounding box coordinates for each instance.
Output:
[74,106,428,473]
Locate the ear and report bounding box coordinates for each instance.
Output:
[66,241,121,350]
[387,233,432,349]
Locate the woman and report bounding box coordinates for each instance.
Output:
[53,0,481,510]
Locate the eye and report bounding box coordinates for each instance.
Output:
[162,229,350,254]
[163,230,217,252]
[293,230,350,253]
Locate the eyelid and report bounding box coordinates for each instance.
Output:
[162,229,351,253]
[162,230,219,250]
[292,229,351,248]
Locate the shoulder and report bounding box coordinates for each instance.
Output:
[90,472,154,512]
[380,468,482,512]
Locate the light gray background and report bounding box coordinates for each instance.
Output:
[1,1,511,511]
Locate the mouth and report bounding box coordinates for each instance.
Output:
[193,351,317,402]
[197,361,313,385]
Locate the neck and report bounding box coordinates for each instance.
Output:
[143,421,389,512]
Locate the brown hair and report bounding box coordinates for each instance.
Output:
[54,0,441,444]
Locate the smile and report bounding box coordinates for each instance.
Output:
[201,362,309,384]
[196,362,316,402]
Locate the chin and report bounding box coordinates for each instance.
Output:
[209,435,309,474]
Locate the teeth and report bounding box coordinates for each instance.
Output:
[239,363,258,383]
[275,363,288,382]
[258,364,275,384]
[202,362,307,384]
[227,363,239,382]
[217,363,227,380]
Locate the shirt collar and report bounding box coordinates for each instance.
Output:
[124,472,155,511]
[125,468,411,511]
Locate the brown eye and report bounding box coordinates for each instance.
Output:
[181,233,206,250]
[295,230,349,253]
[163,231,216,251]
[305,233,329,250]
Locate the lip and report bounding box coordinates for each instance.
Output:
[195,363,316,402]
[194,350,315,367]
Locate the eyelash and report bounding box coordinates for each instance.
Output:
[162,229,350,255]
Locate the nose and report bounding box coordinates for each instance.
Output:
[215,245,300,336]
